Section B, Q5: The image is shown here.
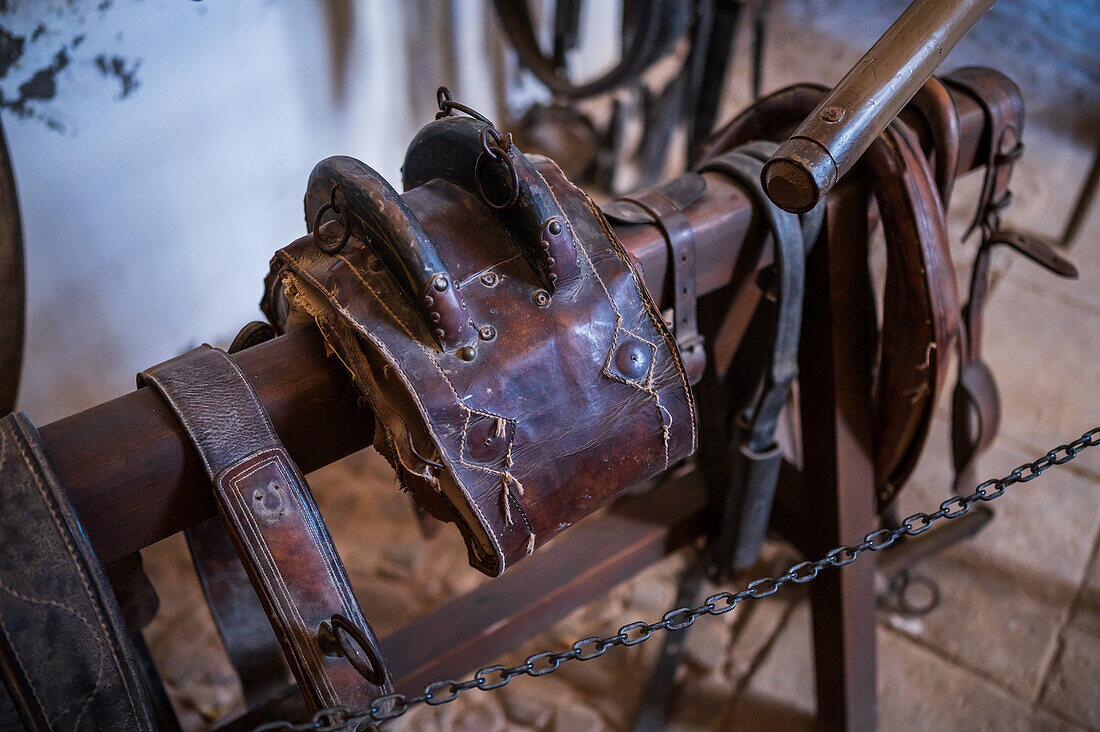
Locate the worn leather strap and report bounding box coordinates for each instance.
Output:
[0,413,155,731]
[943,69,1077,491]
[951,229,1076,489]
[943,67,1025,240]
[140,346,393,712]
[698,143,806,573]
[902,75,961,208]
[183,322,291,707]
[617,175,705,383]
[700,144,805,452]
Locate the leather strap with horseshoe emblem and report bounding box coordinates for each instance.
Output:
[139,346,393,712]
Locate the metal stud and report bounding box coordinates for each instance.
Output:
[547,219,563,236]
[533,289,551,307]
[457,346,477,362]
[478,325,496,341]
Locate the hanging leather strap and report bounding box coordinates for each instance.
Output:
[943,67,1025,240]
[616,175,706,382]
[0,413,155,731]
[697,142,807,573]
[139,346,393,712]
[951,229,1076,489]
[183,322,291,707]
[944,68,1077,491]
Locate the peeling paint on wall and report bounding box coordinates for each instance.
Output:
[0,2,143,132]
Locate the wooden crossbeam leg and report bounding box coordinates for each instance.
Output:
[798,184,879,731]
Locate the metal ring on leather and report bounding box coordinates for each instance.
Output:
[475,146,520,210]
[325,614,388,687]
[312,184,352,255]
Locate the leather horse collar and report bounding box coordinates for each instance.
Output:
[696,81,961,507]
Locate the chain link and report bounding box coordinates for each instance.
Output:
[257,427,1098,731]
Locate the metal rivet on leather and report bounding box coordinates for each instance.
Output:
[614,340,652,381]
[465,415,512,464]
[547,218,563,236]
[478,325,496,341]
[533,289,551,307]
[432,275,449,292]
[456,346,477,362]
[480,272,498,287]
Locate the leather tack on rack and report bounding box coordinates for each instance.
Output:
[696,79,961,510]
[603,172,708,382]
[942,68,1078,493]
[696,141,818,575]
[139,346,394,713]
[0,413,156,731]
[263,100,696,577]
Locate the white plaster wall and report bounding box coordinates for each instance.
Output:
[5,0,499,423]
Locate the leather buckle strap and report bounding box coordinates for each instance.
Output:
[697,142,808,574]
[139,346,393,711]
[611,172,707,383]
[943,67,1025,238]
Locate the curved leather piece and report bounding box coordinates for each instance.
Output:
[904,76,961,208]
[695,82,961,506]
[403,116,582,292]
[865,123,960,500]
[0,413,155,731]
[942,70,1076,492]
[269,154,696,576]
[601,172,706,225]
[140,347,393,711]
[692,83,830,168]
[307,156,477,352]
[491,0,684,99]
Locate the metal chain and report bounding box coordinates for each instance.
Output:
[257,427,1099,731]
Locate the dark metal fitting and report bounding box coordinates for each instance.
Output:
[533,289,551,307]
[456,346,477,362]
[312,182,352,255]
[478,325,496,341]
[547,218,563,236]
[614,340,652,381]
[432,275,450,292]
[480,271,499,287]
[317,614,387,686]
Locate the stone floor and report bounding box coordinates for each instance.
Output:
[138,7,1099,732]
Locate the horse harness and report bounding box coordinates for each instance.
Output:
[0,68,1081,730]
